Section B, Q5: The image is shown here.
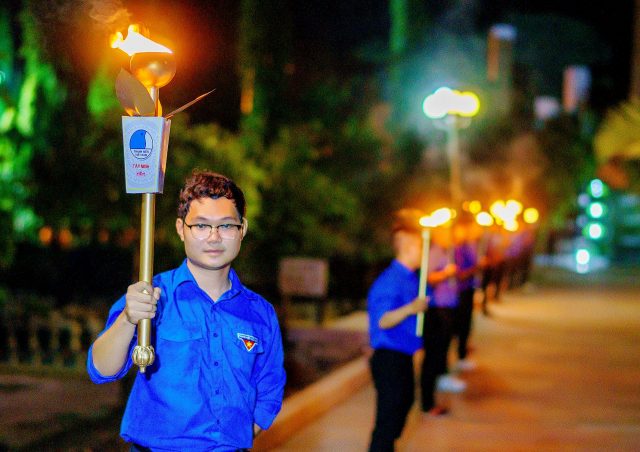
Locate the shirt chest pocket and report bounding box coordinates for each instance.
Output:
[153,323,203,382]
[157,322,203,342]
[229,333,265,378]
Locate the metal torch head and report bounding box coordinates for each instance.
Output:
[130,52,176,88]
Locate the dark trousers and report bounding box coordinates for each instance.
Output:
[481,262,505,313]
[455,287,475,360]
[369,348,415,452]
[420,308,455,411]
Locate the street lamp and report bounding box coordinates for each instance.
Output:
[422,87,480,207]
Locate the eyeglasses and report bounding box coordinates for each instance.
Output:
[183,222,243,240]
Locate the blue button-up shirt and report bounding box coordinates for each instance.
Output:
[367,260,424,355]
[87,259,286,451]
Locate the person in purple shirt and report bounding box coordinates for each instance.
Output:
[420,224,459,416]
[87,170,286,451]
[452,213,480,371]
[367,208,427,452]
[480,226,506,316]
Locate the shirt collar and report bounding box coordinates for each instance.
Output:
[226,266,243,299]
[174,258,197,286]
[173,258,244,300]
[391,259,418,276]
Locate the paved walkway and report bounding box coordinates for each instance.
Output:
[1,264,639,451]
[266,265,640,451]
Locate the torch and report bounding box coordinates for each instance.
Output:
[475,211,494,259]
[502,199,523,233]
[474,211,494,284]
[416,207,454,337]
[112,26,175,373]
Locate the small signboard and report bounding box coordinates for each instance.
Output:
[122,116,171,194]
[278,257,328,298]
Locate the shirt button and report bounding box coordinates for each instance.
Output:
[215,389,220,395]
[213,333,218,338]
[216,419,220,425]
[214,361,219,366]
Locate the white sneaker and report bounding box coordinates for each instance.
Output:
[455,359,477,372]
[436,374,467,393]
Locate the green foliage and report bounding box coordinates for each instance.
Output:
[87,61,121,117]
[16,9,65,138]
[537,114,596,228]
[0,5,64,268]
[239,0,292,141]
[594,99,640,162]
[593,100,640,194]
[258,125,362,257]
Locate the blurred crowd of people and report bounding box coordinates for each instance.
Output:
[366,207,537,452]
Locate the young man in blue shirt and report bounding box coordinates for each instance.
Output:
[88,170,286,451]
[367,209,428,452]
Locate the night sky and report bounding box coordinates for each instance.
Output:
[478,0,634,110]
[138,0,634,123]
[28,0,634,126]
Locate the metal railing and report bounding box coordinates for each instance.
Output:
[0,302,104,372]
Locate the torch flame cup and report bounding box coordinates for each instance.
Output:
[489,200,506,222]
[112,26,176,90]
[475,211,494,227]
[130,52,176,89]
[467,200,482,214]
[523,207,539,224]
[505,199,523,217]
[503,219,519,232]
[419,207,453,228]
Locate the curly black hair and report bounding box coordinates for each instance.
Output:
[177,170,246,220]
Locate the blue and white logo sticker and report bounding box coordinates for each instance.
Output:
[129,129,153,160]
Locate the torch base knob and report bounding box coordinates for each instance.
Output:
[132,344,156,372]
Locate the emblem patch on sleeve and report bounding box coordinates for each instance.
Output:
[237,333,258,351]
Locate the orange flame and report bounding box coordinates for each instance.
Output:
[111,24,172,56]
[419,208,454,228]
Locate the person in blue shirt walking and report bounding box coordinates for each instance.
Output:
[87,170,286,452]
[367,208,428,452]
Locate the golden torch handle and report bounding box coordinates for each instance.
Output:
[132,192,156,372]
[416,228,431,337]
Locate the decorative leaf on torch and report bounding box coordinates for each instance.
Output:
[164,89,216,119]
[116,67,214,117]
[116,68,156,116]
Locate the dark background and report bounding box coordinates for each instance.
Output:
[114,0,633,128]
